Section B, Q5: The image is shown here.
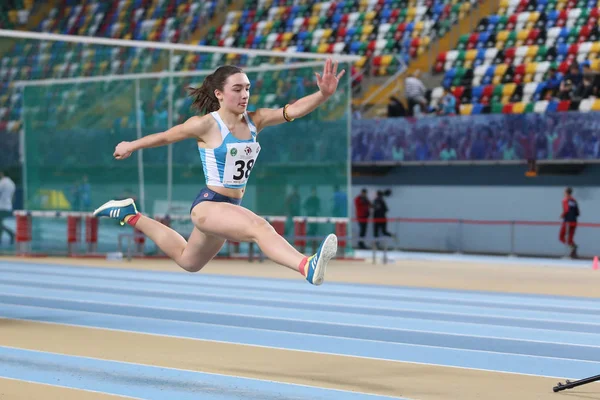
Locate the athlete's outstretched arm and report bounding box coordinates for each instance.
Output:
[113,116,209,160]
[251,58,346,131]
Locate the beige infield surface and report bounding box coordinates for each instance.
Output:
[1,255,600,399]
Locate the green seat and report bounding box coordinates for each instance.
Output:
[497,15,508,30]
[491,102,503,114]
[524,103,534,113]
[536,45,547,61]
[457,34,469,50]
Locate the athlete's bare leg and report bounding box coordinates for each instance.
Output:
[95,198,334,283]
[124,214,225,272]
[189,201,306,272]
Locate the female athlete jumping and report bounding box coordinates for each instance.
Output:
[93,59,345,286]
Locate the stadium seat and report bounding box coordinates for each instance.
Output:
[431,0,600,114]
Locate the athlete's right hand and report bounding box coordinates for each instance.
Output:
[114,141,133,160]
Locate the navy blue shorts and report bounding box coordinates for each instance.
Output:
[190,187,242,213]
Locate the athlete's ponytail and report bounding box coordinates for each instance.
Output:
[188,65,244,114]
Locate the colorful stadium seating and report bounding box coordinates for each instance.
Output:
[208,0,482,77]
[431,0,600,115]
[0,0,225,132]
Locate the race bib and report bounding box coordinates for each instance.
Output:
[223,142,261,186]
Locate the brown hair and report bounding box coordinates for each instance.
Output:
[187,65,244,114]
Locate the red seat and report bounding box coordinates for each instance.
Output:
[515,64,526,76]
[502,103,513,114]
[453,86,465,99]
[568,44,578,55]
[507,15,517,30]
[483,85,494,97]
[557,100,571,112]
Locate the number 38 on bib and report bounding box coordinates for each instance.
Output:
[223,142,261,186]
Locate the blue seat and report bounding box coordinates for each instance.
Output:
[350,42,361,53]
[472,85,484,100]
[546,100,559,113]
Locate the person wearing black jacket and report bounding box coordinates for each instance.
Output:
[373,190,393,248]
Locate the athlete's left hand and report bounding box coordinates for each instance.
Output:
[315,58,346,98]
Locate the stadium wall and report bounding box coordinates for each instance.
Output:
[351,165,600,258]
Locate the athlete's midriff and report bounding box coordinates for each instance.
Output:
[208,185,245,199]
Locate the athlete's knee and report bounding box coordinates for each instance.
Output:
[251,217,275,240]
[179,260,207,273]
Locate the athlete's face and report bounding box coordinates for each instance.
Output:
[217,73,251,113]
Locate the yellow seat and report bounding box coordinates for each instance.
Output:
[381,55,393,66]
[529,11,540,21]
[512,102,526,114]
[317,43,328,53]
[496,31,510,42]
[591,42,600,53]
[407,7,417,18]
[355,56,367,69]
[517,30,530,41]
[592,59,600,71]
[527,45,538,57]
[466,49,478,61]
[460,104,473,115]
[523,74,533,83]
[592,98,600,111]
[463,60,473,69]
[309,15,319,25]
[414,21,424,32]
[492,76,502,85]
[503,83,517,96]
[322,28,333,38]
[526,62,537,74]
[366,10,377,20]
[283,32,293,41]
[495,64,508,76]
[501,95,511,105]
[362,24,374,35]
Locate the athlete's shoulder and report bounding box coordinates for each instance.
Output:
[181,114,217,137]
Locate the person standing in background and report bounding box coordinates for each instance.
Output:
[559,187,579,259]
[332,185,347,217]
[0,171,16,245]
[354,188,371,249]
[373,190,393,249]
[304,186,321,243]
